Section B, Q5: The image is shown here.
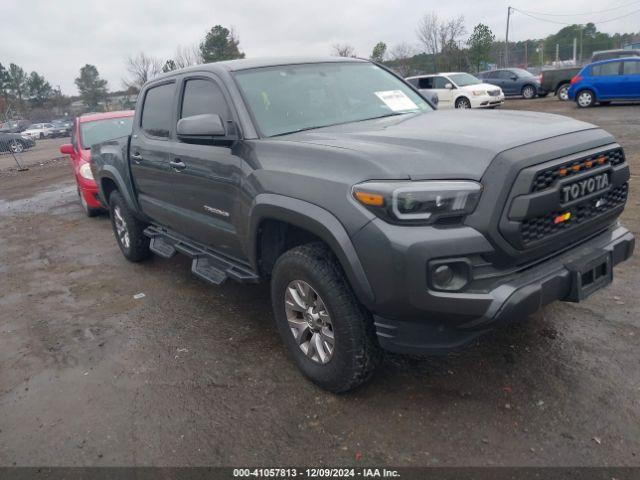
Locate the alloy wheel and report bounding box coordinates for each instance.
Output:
[523,86,535,99]
[558,85,570,101]
[455,97,471,109]
[284,280,335,364]
[10,141,23,153]
[113,206,130,249]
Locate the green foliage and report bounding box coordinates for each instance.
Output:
[27,71,52,107]
[468,23,495,72]
[370,42,387,63]
[7,64,28,103]
[75,64,108,110]
[162,59,177,73]
[199,25,245,63]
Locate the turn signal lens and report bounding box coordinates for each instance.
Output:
[597,156,606,165]
[559,168,568,176]
[354,191,384,206]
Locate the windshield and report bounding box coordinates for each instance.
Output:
[80,116,133,149]
[234,62,432,137]
[448,73,482,87]
[27,124,38,130]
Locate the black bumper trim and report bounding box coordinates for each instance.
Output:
[374,226,634,355]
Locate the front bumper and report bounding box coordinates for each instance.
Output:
[472,94,505,108]
[353,222,634,354]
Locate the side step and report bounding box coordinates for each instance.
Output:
[143,226,260,285]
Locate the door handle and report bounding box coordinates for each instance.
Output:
[170,159,186,172]
[131,153,143,164]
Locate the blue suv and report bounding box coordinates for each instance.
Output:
[569,57,640,107]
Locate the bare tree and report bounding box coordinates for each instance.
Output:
[173,44,203,69]
[123,52,163,91]
[388,43,416,77]
[439,16,466,70]
[332,43,356,57]
[417,12,440,69]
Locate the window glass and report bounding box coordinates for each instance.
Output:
[234,62,431,137]
[141,83,175,138]
[181,79,231,121]
[623,60,640,75]
[448,73,481,86]
[406,78,418,87]
[80,117,134,150]
[433,77,449,88]
[418,77,433,89]
[591,62,621,76]
[496,71,514,79]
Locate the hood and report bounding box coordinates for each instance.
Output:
[280,110,599,180]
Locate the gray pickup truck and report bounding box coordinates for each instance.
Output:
[91,57,633,392]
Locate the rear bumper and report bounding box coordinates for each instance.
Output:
[372,225,634,354]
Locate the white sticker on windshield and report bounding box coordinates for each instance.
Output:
[374,90,418,111]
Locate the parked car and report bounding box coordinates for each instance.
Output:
[50,119,72,138]
[91,57,632,392]
[478,68,547,99]
[406,72,504,109]
[0,119,31,133]
[22,123,56,140]
[0,132,36,153]
[59,111,134,217]
[569,57,640,108]
[541,50,640,101]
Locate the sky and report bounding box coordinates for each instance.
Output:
[1,0,639,95]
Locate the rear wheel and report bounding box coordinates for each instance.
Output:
[576,89,595,108]
[108,191,150,262]
[271,243,382,393]
[522,85,536,99]
[556,83,570,101]
[454,96,471,109]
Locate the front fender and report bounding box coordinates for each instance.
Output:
[248,194,375,307]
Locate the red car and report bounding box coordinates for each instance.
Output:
[60,111,134,216]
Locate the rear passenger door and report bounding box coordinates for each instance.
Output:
[621,60,640,98]
[130,81,182,229]
[169,75,246,260]
[590,62,622,98]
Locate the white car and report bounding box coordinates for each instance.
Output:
[22,123,56,140]
[406,72,505,109]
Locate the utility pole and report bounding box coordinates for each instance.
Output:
[505,6,511,67]
[579,25,584,64]
[573,38,577,64]
[556,44,559,63]
[524,42,528,67]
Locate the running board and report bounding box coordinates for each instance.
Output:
[143,226,260,285]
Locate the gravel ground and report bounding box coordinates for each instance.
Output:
[0,97,639,467]
[0,137,69,171]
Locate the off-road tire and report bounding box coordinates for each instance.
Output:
[271,242,382,393]
[108,191,150,262]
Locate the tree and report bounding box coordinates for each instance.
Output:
[124,52,163,90]
[162,59,177,73]
[332,43,356,57]
[370,42,387,63]
[387,43,416,77]
[75,64,108,110]
[0,63,9,104]
[7,64,28,106]
[417,13,466,71]
[27,71,52,107]
[417,12,440,70]
[173,44,203,68]
[467,23,495,72]
[200,25,245,63]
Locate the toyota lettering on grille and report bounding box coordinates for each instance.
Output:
[561,173,609,203]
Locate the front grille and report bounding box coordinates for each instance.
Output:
[520,184,628,245]
[531,148,625,192]
[488,90,501,97]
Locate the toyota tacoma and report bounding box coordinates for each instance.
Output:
[91,57,634,392]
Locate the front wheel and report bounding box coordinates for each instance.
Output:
[108,191,150,262]
[556,83,570,101]
[576,90,595,108]
[455,97,472,109]
[271,243,382,393]
[9,140,24,153]
[522,85,536,99]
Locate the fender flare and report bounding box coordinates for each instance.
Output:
[97,166,139,212]
[249,194,375,307]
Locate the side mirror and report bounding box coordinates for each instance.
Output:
[60,144,74,155]
[445,83,453,90]
[177,114,226,139]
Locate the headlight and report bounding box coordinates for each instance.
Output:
[471,90,487,96]
[352,180,482,225]
[79,163,94,180]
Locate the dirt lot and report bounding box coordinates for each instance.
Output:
[1,98,639,467]
[0,137,69,171]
